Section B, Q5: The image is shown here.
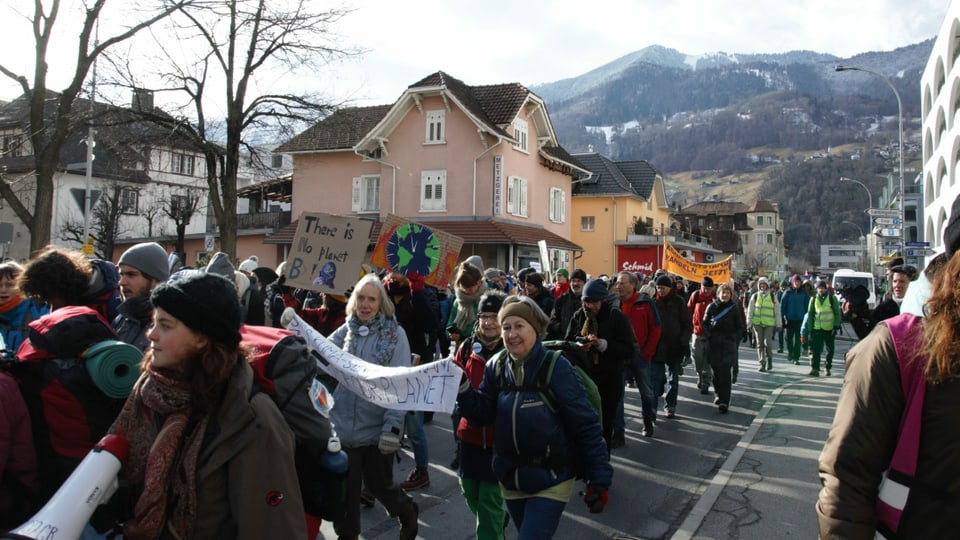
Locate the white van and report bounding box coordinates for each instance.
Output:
[831,269,877,309]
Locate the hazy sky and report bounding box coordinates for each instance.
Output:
[0,0,951,105]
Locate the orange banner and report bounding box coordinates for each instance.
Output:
[661,240,732,284]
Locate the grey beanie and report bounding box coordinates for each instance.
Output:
[118,242,170,282]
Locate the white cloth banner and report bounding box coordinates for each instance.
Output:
[285,313,459,413]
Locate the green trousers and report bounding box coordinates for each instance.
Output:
[459,477,506,540]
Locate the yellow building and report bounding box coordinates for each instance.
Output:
[571,153,672,277]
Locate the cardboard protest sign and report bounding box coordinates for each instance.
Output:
[285,212,373,294]
[286,312,459,413]
[662,239,733,284]
[370,214,464,287]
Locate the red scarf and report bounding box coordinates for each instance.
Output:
[111,367,209,539]
[0,294,24,314]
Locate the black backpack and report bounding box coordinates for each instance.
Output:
[242,324,345,522]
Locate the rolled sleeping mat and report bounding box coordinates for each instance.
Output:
[84,340,144,399]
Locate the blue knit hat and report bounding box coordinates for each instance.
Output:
[582,278,608,301]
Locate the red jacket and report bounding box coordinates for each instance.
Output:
[453,335,503,447]
[688,288,715,336]
[0,371,38,526]
[622,292,662,361]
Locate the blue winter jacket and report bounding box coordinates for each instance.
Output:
[457,340,613,493]
[780,287,811,322]
[0,298,48,353]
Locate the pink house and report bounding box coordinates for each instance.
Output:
[271,71,586,274]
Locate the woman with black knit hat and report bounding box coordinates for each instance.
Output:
[108,272,306,539]
[453,290,508,539]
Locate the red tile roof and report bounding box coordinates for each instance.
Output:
[266,218,582,252]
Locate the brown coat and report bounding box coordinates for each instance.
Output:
[192,361,306,539]
[816,323,960,539]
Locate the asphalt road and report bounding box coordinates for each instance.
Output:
[318,331,855,540]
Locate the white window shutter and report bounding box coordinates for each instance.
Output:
[507,178,516,214]
[520,178,528,216]
[352,177,361,211]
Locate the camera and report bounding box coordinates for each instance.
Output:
[575,336,589,343]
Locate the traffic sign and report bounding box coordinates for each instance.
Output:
[905,248,935,257]
[867,208,901,218]
[905,241,929,247]
[876,228,901,237]
[873,218,900,226]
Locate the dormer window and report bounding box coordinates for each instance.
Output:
[425,110,445,144]
[512,119,528,152]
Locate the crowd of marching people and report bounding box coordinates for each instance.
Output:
[1,238,945,539]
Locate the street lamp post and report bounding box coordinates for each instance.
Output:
[842,220,865,271]
[839,176,873,209]
[835,65,905,254]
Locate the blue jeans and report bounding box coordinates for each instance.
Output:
[505,496,566,540]
[406,411,429,468]
[615,355,655,432]
[650,362,680,411]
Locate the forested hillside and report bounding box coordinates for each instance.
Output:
[535,41,933,265]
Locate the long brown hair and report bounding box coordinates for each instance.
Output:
[919,250,960,383]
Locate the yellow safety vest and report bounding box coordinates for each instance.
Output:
[812,295,835,331]
[753,292,776,326]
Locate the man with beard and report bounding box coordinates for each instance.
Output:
[547,268,587,339]
[565,278,637,447]
[114,242,170,351]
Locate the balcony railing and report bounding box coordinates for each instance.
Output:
[625,228,713,247]
[207,210,291,231]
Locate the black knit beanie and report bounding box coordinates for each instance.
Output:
[151,272,242,349]
[478,291,505,314]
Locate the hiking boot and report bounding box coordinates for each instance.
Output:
[642,418,654,437]
[401,467,430,491]
[610,430,625,449]
[398,501,419,540]
[360,487,375,508]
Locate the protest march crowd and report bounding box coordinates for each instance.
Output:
[0,229,957,539]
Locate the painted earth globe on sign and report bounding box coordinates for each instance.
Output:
[385,223,441,276]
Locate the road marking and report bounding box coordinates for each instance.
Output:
[670,381,789,540]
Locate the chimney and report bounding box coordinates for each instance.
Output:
[132,88,154,112]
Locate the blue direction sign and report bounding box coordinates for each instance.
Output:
[905,241,930,247]
[905,248,935,257]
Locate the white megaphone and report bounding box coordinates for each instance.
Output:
[3,434,129,540]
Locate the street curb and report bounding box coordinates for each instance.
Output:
[669,378,796,540]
